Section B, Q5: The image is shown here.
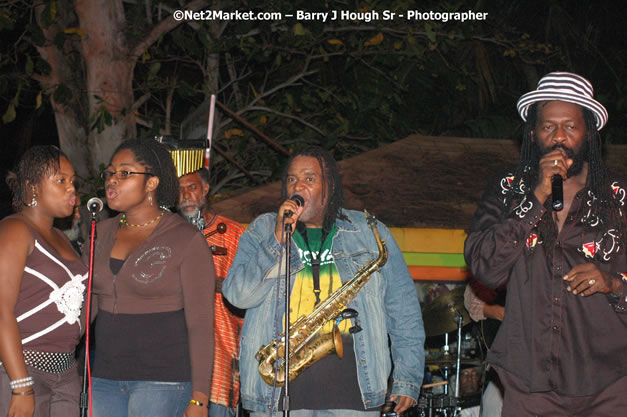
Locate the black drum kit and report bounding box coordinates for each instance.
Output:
[383,288,485,417]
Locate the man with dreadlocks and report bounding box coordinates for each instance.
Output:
[465,72,627,416]
[223,146,424,416]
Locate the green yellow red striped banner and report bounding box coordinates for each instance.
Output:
[241,225,470,281]
[389,228,469,281]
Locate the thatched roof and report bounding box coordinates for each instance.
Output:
[211,134,627,229]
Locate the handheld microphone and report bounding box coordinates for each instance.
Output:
[284,194,304,218]
[551,175,564,211]
[87,197,104,215]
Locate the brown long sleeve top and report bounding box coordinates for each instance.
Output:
[91,211,215,395]
[464,169,627,396]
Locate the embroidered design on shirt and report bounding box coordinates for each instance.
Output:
[500,175,515,195]
[16,241,88,345]
[578,230,620,262]
[514,195,533,218]
[581,190,601,227]
[611,182,625,213]
[500,174,527,196]
[582,183,625,227]
[526,233,540,249]
[132,246,172,284]
[49,278,85,325]
[598,229,620,262]
[500,173,533,218]
[580,241,599,258]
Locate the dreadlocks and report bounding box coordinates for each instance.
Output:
[281,146,347,238]
[504,102,625,248]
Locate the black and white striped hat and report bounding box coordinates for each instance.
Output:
[517,72,608,130]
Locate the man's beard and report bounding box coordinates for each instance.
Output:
[177,200,207,230]
[534,140,589,177]
[177,200,203,217]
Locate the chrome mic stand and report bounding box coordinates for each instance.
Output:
[454,311,463,398]
[282,222,293,417]
[80,199,102,417]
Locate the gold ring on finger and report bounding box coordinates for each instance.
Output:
[588,279,595,285]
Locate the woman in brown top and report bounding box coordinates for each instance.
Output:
[0,146,87,417]
[91,139,214,417]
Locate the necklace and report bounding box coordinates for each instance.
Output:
[120,210,166,227]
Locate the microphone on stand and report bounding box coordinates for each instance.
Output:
[284,194,305,218]
[80,197,103,417]
[87,197,103,215]
[280,193,304,415]
[551,175,564,211]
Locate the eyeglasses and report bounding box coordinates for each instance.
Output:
[100,170,154,181]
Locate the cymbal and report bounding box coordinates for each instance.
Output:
[421,288,470,337]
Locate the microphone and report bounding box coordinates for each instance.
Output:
[87,197,104,215]
[551,175,564,211]
[284,194,305,218]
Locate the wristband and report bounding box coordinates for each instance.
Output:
[12,389,34,396]
[189,399,205,407]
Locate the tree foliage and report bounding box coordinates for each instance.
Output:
[0,0,624,202]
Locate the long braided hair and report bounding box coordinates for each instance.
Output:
[504,103,625,248]
[281,146,347,241]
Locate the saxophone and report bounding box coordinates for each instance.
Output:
[256,210,388,386]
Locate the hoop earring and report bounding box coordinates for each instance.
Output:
[26,192,38,208]
[148,193,153,206]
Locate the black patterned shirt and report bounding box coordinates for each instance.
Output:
[464,169,627,396]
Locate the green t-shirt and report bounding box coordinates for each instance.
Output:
[280,224,367,411]
[290,224,349,334]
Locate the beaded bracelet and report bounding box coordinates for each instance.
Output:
[10,381,34,389]
[189,399,205,407]
[9,376,32,385]
[9,376,34,390]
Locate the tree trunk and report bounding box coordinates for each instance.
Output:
[34,0,90,177]
[33,0,208,177]
[76,0,137,173]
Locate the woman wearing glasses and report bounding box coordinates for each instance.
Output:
[0,146,86,417]
[90,138,215,417]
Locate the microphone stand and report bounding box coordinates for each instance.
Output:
[454,311,463,398]
[79,210,98,417]
[282,222,293,417]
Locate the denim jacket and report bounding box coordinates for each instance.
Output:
[223,209,425,412]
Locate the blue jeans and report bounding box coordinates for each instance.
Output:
[92,377,191,417]
[209,402,235,417]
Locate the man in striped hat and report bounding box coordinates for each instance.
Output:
[464,72,626,416]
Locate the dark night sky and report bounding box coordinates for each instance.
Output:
[1,1,625,219]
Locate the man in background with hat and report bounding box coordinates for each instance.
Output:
[168,139,246,417]
[464,72,626,415]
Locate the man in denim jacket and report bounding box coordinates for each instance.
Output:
[223,146,424,416]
